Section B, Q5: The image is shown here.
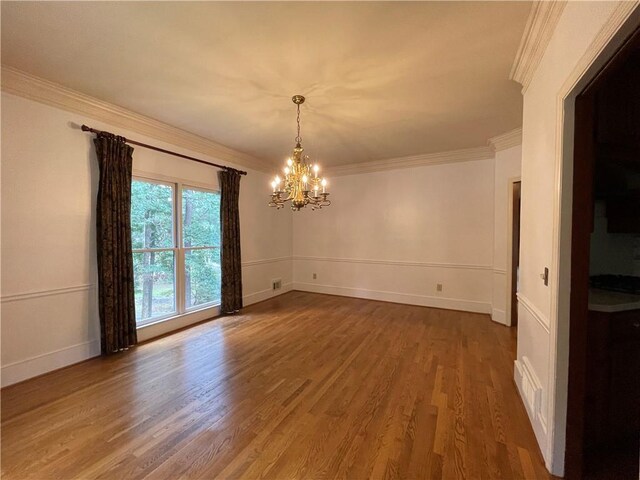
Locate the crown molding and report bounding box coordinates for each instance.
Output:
[326,145,495,177]
[488,127,522,151]
[1,65,526,177]
[510,1,568,93]
[0,66,272,173]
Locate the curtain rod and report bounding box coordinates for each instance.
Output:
[81,125,247,176]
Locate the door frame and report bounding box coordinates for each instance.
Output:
[545,9,640,476]
[506,177,522,327]
[564,25,640,479]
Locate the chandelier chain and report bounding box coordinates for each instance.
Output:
[295,103,302,144]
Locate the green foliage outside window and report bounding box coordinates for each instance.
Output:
[131,180,221,323]
[182,188,221,308]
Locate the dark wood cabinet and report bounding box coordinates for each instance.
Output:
[606,194,640,233]
[585,309,640,450]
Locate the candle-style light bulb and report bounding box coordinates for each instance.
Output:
[313,164,319,177]
[275,175,281,185]
[284,166,290,175]
[287,158,293,166]
[302,175,308,185]
[321,178,327,193]
[271,181,276,192]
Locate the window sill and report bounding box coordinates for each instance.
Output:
[136,304,221,342]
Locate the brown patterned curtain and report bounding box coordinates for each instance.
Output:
[94,132,137,354]
[219,170,243,313]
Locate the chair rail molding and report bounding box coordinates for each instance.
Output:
[241,256,293,267]
[1,284,94,303]
[0,66,270,173]
[510,1,568,93]
[517,292,550,333]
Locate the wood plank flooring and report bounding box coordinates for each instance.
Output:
[1,291,553,479]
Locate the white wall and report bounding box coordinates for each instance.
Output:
[516,1,639,474]
[492,144,522,325]
[292,158,496,313]
[0,92,292,386]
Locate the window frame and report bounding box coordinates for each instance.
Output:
[181,184,221,313]
[132,173,221,327]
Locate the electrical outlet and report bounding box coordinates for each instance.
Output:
[272,278,282,290]
[436,283,443,292]
[313,273,317,279]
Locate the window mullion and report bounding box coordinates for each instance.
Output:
[176,182,185,315]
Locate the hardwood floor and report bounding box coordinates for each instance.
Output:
[2,291,553,479]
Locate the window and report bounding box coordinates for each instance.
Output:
[182,187,221,310]
[131,178,221,325]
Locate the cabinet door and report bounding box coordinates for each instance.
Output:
[607,196,640,233]
[608,338,640,441]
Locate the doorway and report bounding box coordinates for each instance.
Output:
[565,26,640,480]
[506,178,522,328]
[511,181,521,327]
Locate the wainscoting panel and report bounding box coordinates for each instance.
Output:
[1,285,100,387]
[515,355,548,454]
[293,256,492,314]
[243,283,293,306]
[515,297,552,457]
[241,257,293,307]
[517,292,550,333]
[2,257,294,386]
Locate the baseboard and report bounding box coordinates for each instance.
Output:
[1,339,101,387]
[293,282,491,314]
[491,308,507,325]
[243,282,293,306]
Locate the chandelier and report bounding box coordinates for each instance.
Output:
[269,95,330,211]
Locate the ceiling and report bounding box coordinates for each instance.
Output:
[1,1,531,167]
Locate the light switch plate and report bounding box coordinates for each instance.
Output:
[541,267,549,286]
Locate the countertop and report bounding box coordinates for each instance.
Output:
[588,288,640,313]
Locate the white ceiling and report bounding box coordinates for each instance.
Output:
[1,1,531,167]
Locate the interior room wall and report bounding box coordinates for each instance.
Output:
[292,158,496,313]
[492,144,522,325]
[516,1,638,474]
[0,92,293,387]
